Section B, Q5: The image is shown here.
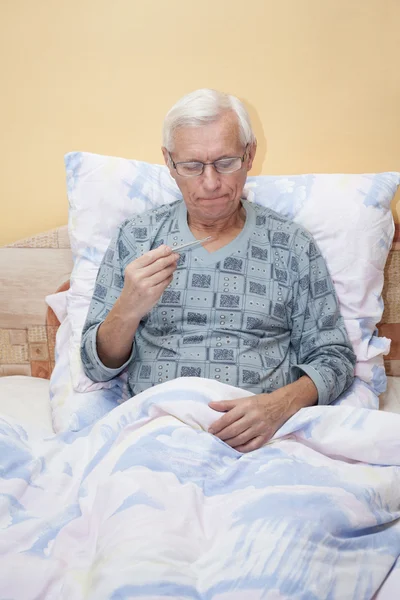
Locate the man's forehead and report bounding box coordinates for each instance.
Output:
[172,113,242,158]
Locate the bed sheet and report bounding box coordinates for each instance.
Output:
[0,376,52,434]
[0,376,399,599]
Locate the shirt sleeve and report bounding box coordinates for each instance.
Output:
[80,224,135,383]
[289,239,356,405]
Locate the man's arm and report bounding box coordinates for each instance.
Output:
[208,235,355,452]
[81,226,179,383]
[289,238,356,406]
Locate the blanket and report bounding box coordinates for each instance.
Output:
[1,377,400,600]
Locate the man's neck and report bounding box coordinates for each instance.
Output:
[187,204,246,238]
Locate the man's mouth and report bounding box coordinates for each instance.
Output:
[199,195,226,201]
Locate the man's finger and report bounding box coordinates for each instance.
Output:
[235,435,265,453]
[208,404,245,435]
[134,245,177,268]
[219,422,253,445]
[151,274,174,293]
[213,415,251,441]
[208,400,238,413]
[147,263,178,287]
[138,254,179,279]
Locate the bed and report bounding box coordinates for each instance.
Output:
[1,160,400,599]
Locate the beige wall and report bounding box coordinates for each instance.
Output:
[1,0,399,245]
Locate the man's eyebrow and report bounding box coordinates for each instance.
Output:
[177,157,203,163]
[179,152,238,163]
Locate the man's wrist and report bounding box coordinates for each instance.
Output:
[114,295,142,328]
[260,376,318,419]
[95,298,141,369]
[285,375,318,414]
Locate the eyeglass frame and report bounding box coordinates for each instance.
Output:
[167,144,249,178]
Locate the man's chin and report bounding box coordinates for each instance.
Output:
[196,196,236,212]
[198,196,228,204]
[187,195,242,221]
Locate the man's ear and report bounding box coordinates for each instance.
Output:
[161,146,169,167]
[246,140,257,173]
[162,146,178,182]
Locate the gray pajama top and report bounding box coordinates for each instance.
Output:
[81,199,355,404]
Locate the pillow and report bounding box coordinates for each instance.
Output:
[45,291,68,324]
[245,174,398,393]
[49,315,127,432]
[53,151,400,432]
[45,290,120,431]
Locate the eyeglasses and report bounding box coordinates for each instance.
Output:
[168,145,248,178]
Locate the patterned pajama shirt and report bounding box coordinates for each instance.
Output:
[81,199,355,404]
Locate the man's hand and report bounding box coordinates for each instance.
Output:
[119,244,180,321]
[208,376,318,453]
[96,245,179,369]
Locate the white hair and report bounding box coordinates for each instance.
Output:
[162,88,256,151]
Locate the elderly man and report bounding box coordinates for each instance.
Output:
[81,88,355,452]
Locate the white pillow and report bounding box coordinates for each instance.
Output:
[246,174,397,393]
[49,315,128,432]
[45,291,68,323]
[52,151,399,432]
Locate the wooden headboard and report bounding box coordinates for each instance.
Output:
[0,226,72,378]
[379,226,400,376]
[0,225,399,379]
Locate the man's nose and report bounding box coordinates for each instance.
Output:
[201,164,221,191]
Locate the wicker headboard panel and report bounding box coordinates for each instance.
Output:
[0,226,72,378]
[379,230,400,376]
[1,225,400,379]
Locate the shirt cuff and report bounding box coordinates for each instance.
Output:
[290,363,329,406]
[88,322,135,379]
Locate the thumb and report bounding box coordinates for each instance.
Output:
[208,400,236,412]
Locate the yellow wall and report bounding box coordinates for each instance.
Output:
[1,0,399,245]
